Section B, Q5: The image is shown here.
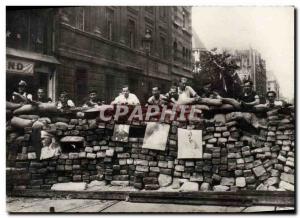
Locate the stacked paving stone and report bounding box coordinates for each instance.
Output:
[6,108,295,192]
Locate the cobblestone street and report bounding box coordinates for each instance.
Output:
[7,197,294,213]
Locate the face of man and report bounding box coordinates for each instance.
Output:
[37,89,45,100]
[203,84,211,93]
[41,137,52,147]
[267,93,276,103]
[179,79,187,90]
[152,87,160,98]
[243,82,252,94]
[89,92,97,101]
[18,85,25,93]
[122,87,129,98]
[59,94,67,103]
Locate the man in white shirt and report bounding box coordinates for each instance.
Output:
[265,90,283,108]
[177,77,199,105]
[111,86,140,105]
[11,80,33,104]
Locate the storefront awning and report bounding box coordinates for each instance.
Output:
[6,48,60,65]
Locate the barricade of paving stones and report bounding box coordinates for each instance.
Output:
[6,108,294,192]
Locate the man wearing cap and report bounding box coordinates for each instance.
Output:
[111,85,140,105]
[40,131,61,160]
[82,90,102,108]
[56,91,75,110]
[11,80,33,104]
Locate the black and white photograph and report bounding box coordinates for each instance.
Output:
[111,124,130,142]
[142,122,170,151]
[5,4,295,214]
[178,128,203,159]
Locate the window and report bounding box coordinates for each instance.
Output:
[182,47,186,65]
[106,8,114,40]
[182,12,186,28]
[173,41,177,61]
[128,20,136,48]
[75,7,85,30]
[75,68,88,104]
[105,74,115,103]
[159,7,167,19]
[159,36,166,59]
[145,7,154,14]
[6,9,49,54]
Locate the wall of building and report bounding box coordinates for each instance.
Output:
[54,6,193,104]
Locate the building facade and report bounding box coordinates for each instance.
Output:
[6,6,193,105]
[56,6,193,104]
[6,8,59,101]
[231,48,267,99]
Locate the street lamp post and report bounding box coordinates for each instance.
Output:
[142,29,153,97]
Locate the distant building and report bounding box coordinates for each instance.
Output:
[6,6,193,104]
[267,71,280,100]
[230,48,267,99]
[192,29,206,74]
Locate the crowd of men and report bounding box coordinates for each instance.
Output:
[10,77,285,111]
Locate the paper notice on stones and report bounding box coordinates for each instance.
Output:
[112,124,130,142]
[142,122,170,151]
[178,128,202,159]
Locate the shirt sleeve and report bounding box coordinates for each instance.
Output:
[188,86,197,97]
[133,95,140,105]
[67,100,75,107]
[27,94,33,101]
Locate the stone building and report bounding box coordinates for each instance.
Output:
[56,6,193,104]
[6,8,59,101]
[6,6,193,104]
[231,48,267,99]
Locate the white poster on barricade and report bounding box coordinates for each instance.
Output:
[178,128,202,159]
[142,122,170,151]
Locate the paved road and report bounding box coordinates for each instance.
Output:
[6,197,294,213]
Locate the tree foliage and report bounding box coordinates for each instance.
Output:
[193,48,243,98]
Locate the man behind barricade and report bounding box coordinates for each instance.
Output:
[111,85,140,105]
[238,80,260,109]
[265,90,283,108]
[82,90,102,108]
[56,91,75,110]
[11,80,33,104]
[147,87,167,106]
[36,88,52,103]
[177,77,200,105]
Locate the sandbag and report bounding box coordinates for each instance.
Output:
[6,101,22,110]
[11,116,34,128]
[13,104,37,115]
[38,103,58,113]
[194,104,210,111]
[52,117,70,123]
[38,117,51,124]
[32,120,45,129]
[18,114,40,120]
[201,98,222,106]
[221,98,241,109]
